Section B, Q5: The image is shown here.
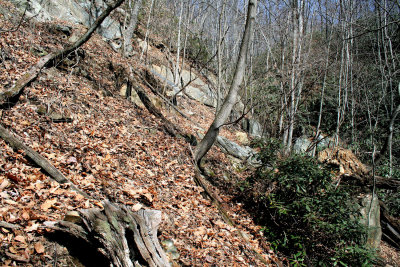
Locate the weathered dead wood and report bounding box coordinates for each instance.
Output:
[132,84,180,137]
[0,0,125,107]
[380,202,400,249]
[0,53,54,107]
[45,201,170,267]
[0,124,90,198]
[0,221,22,230]
[341,173,400,190]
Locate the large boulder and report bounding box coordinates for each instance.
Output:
[151,65,217,107]
[293,136,312,154]
[293,134,334,155]
[216,136,254,160]
[316,133,334,150]
[151,65,174,83]
[185,85,215,107]
[248,119,262,137]
[11,0,122,40]
[148,68,180,95]
[180,69,203,87]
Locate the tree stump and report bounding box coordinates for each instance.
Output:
[45,201,170,267]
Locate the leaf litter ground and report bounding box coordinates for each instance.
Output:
[0,2,278,266]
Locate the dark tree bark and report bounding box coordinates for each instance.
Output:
[194,0,258,167]
[341,173,400,190]
[0,0,125,107]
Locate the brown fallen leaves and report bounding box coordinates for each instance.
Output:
[0,1,277,265]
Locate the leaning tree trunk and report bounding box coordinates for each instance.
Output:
[0,0,125,107]
[45,201,170,267]
[123,0,143,57]
[194,0,258,167]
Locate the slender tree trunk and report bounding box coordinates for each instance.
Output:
[216,0,227,112]
[286,0,304,154]
[174,0,185,85]
[123,0,143,57]
[313,30,332,156]
[140,0,155,62]
[194,0,258,167]
[374,84,400,166]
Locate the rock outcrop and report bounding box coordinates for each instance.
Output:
[11,0,122,40]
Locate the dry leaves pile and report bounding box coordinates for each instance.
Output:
[0,2,278,266]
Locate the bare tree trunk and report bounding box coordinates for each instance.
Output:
[374,85,400,166]
[140,0,155,62]
[123,0,143,57]
[216,0,227,112]
[0,0,125,106]
[194,0,258,167]
[174,0,185,86]
[313,31,332,156]
[286,0,304,154]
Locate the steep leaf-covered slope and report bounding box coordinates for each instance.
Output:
[0,1,279,265]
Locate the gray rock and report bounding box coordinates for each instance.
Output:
[185,85,216,107]
[216,136,254,160]
[249,119,262,137]
[11,0,122,40]
[358,193,382,249]
[180,68,200,86]
[151,65,175,84]
[293,136,312,154]
[108,39,122,52]
[148,68,180,95]
[194,132,260,166]
[316,133,334,149]
[150,65,217,107]
[293,134,334,155]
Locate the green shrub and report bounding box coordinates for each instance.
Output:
[250,137,281,166]
[243,141,377,266]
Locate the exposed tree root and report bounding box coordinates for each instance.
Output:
[45,201,170,267]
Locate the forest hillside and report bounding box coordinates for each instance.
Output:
[0,0,399,266]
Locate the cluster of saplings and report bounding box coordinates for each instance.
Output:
[239,138,378,266]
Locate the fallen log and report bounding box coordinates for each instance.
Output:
[0,221,21,230]
[380,202,400,249]
[0,0,125,107]
[45,201,170,267]
[0,123,89,198]
[0,53,54,108]
[341,173,400,191]
[126,65,194,141]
